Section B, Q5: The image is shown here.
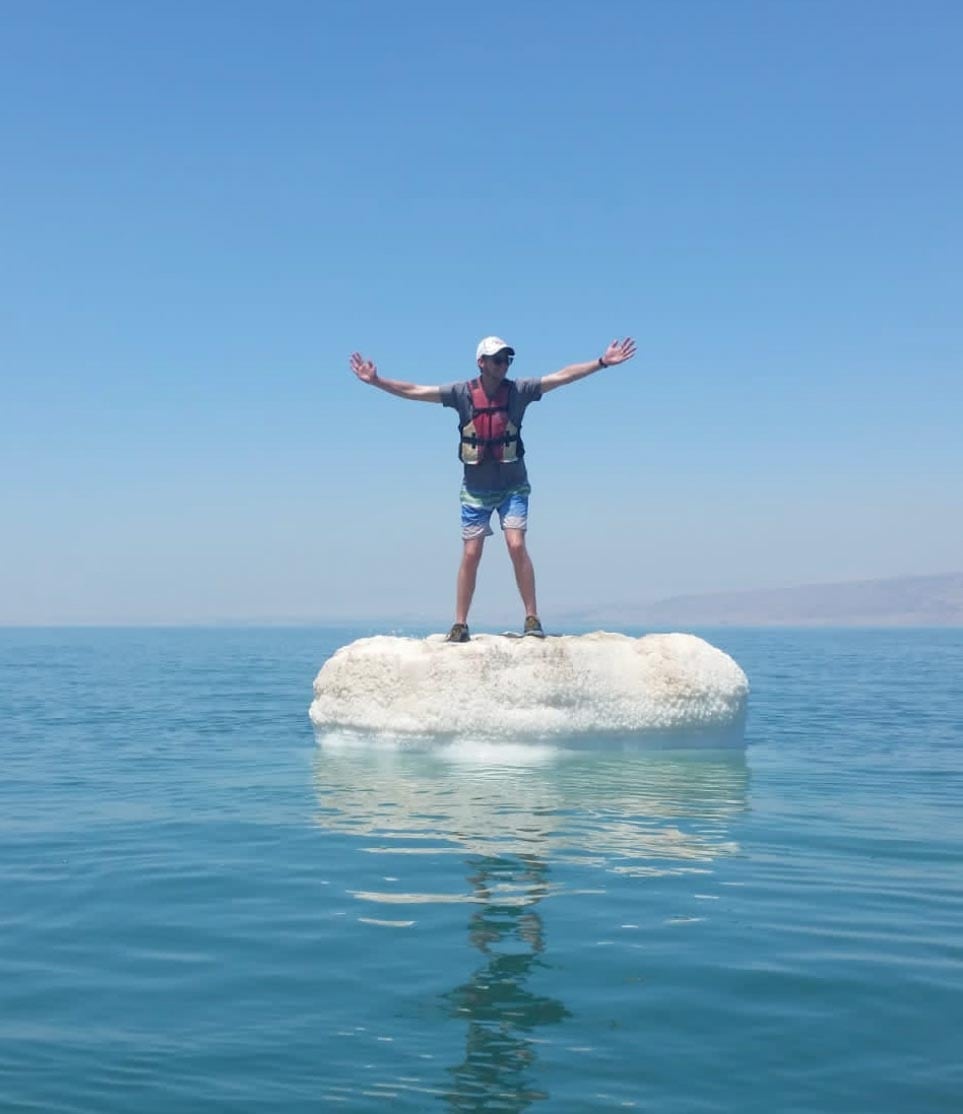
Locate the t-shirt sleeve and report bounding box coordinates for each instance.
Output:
[440,383,460,409]
[514,378,543,404]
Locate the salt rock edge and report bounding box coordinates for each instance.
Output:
[309,631,749,740]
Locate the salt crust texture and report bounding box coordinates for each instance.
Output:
[310,632,748,739]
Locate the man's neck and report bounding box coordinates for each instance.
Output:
[478,372,505,397]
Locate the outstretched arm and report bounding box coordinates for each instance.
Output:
[349,352,442,403]
[539,337,637,395]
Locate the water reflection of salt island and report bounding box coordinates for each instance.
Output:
[312,747,749,884]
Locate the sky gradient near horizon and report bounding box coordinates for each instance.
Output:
[3,1,961,625]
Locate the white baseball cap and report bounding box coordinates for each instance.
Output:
[476,336,515,359]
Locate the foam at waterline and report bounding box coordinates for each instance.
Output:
[319,731,559,764]
[309,631,749,742]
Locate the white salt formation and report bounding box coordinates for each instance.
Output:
[309,632,748,741]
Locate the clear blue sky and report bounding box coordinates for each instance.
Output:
[3,0,961,624]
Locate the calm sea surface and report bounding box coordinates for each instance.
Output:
[1,626,961,1112]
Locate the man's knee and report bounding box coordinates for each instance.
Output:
[504,529,528,558]
[462,538,485,566]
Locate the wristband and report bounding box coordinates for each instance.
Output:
[597,356,607,369]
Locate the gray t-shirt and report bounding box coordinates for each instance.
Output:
[440,377,543,492]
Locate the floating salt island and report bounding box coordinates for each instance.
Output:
[309,631,749,744]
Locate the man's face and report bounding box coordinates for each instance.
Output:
[477,350,514,381]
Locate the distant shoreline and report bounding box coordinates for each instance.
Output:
[2,573,961,630]
[561,572,963,629]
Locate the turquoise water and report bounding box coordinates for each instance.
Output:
[1,627,961,1112]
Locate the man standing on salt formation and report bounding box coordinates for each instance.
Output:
[349,335,636,642]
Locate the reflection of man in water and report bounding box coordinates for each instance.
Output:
[444,854,569,1112]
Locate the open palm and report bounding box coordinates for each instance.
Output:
[602,338,637,366]
[350,352,378,383]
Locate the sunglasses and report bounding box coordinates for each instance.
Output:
[486,353,514,366]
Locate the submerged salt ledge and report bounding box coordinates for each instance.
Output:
[309,631,748,741]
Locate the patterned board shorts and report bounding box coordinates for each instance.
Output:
[459,484,531,540]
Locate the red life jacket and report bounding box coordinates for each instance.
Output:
[458,379,523,465]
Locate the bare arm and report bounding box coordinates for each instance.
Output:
[539,337,637,395]
[349,352,442,403]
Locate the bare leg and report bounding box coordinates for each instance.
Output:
[455,536,485,624]
[504,528,538,618]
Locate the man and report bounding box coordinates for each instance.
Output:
[349,335,636,641]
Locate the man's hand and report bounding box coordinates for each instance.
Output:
[539,335,638,394]
[347,353,442,403]
[350,352,379,384]
[602,338,637,366]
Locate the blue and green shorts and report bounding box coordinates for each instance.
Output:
[459,484,531,540]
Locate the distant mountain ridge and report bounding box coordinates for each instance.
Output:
[574,573,963,627]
